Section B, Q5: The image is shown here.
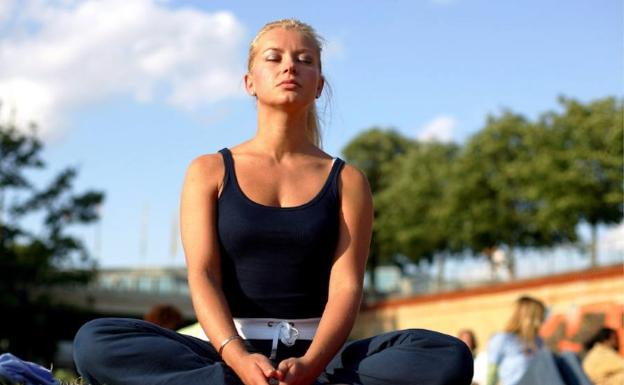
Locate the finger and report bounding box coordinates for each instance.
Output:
[255,358,279,379]
[277,358,292,373]
[247,364,269,384]
[279,360,298,384]
[272,369,285,381]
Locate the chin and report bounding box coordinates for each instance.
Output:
[268,96,312,111]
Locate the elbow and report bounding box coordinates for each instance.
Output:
[187,264,221,288]
[328,282,363,303]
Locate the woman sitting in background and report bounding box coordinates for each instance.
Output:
[582,327,624,385]
[486,296,545,385]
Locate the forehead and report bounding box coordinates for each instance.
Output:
[256,27,318,52]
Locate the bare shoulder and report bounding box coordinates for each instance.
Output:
[183,152,225,193]
[339,163,372,201]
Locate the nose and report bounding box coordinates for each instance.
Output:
[282,55,297,74]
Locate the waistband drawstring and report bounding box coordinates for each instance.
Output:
[269,321,300,360]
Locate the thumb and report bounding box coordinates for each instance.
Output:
[277,358,293,374]
[254,359,279,379]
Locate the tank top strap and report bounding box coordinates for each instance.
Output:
[327,157,345,199]
[218,147,235,190]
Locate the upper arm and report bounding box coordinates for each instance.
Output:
[179,154,224,281]
[487,333,505,364]
[328,164,374,293]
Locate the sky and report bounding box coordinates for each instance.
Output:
[0,0,622,268]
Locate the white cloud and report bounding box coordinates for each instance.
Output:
[323,36,346,62]
[416,115,457,143]
[0,0,15,24]
[0,0,246,138]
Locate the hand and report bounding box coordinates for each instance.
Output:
[230,353,283,385]
[276,357,319,385]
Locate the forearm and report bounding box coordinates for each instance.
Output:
[302,285,362,375]
[485,363,498,385]
[188,269,249,365]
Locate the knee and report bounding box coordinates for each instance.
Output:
[438,333,474,385]
[73,318,108,371]
[73,318,134,374]
[402,329,474,385]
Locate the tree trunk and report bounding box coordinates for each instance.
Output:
[590,224,598,267]
[507,247,516,280]
[484,247,497,281]
[435,253,445,290]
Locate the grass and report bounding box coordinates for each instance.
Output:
[0,378,84,385]
[0,369,85,385]
[54,369,85,385]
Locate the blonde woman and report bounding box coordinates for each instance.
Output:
[486,296,546,385]
[73,19,472,385]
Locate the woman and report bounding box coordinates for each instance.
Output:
[582,327,624,385]
[486,296,546,385]
[73,19,472,385]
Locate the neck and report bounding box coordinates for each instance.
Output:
[252,105,314,160]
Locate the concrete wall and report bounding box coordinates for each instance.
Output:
[352,264,624,355]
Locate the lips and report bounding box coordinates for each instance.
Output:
[278,79,300,88]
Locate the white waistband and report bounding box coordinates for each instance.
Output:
[234,317,319,340]
[196,317,320,360]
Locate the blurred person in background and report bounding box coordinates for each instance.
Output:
[144,304,184,330]
[486,296,546,385]
[458,329,478,357]
[459,329,488,385]
[582,327,624,385]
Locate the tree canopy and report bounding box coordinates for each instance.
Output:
[341,128,414,291]
[342,96,623,280]
[0,117,104,361]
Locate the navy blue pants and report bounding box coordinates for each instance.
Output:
[73,318,472,385]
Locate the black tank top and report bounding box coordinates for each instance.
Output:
[216,148,345,319]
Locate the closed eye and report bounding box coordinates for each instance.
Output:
[298,55,314,64]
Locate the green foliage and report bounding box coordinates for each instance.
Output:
[448,111,571,254]
[529,96,623,264]
[0,119,104,362]
[341,128,414,291]
[376,142,459,262]
[342,127,414,194]
[342,96,623,277]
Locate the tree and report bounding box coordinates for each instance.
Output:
[534,96,623,265]
[0,116,104,362]
[341,128,414,293]
[375,142,459,286]
[445,111,575,279]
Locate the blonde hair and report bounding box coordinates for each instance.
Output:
[247,19,325,147]
[505,296,546,351]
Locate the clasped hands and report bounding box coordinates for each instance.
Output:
[233,353,319,385]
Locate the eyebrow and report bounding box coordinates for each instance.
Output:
[262,47,313,54]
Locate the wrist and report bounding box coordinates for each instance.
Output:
[218,335,243,356]
[299,354,324,377]
[220,339,248,368]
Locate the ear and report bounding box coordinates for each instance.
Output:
[316,76,325,99]
[244,73,256,97]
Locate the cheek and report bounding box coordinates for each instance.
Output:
[307,69,323,89]
[254,67,275,88]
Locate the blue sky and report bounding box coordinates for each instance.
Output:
[0,0,621,267]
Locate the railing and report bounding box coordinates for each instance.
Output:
[364,245,623,300]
